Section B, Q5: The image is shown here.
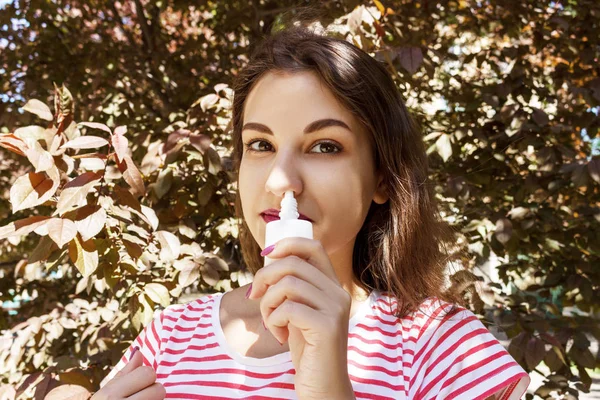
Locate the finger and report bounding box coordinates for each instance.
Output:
[108,365,158,398]
[127,382,167,400]
[260,275,328,340]
[267,299,342,345]
[264,237,339,283]
[249,256,337,300]
[114,346,142,380]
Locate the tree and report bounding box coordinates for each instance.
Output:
[0,1,598,398]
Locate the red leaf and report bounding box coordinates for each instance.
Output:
[22,99,53,121]
[47,218,78,249]
[397,47,423,74]
[118,155,145,197]
[587,159,600,184]
[78,122,112,134]
[60,136,109,150]
[111,129,129,163]
[54,172,102,215]
[9,167,61,213]
[0,133,29,156]
[0,215,51,240]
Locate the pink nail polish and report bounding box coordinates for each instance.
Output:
[261,244,275,257]
[132,346,140,356]
[245,284,253,299]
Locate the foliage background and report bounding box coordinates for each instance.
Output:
[0,0,599,399]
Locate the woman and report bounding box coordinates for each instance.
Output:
[95,25,530,400]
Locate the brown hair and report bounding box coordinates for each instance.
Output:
[230,23,461,318]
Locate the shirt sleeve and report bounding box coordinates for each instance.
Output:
[409,304,530,400]
[100,306,170,389]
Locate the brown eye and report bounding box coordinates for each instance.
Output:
[245,140,273,152]
[311,141,341,154]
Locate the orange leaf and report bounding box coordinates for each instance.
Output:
[374,0,385,15]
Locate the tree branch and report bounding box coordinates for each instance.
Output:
[133,0,154,52]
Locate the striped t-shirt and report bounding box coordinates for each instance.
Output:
[102,290,530,399]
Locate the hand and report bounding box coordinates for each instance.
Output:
[248,237,356,400]
[92,348,166,400]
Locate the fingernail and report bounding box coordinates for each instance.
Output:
[132,346,140,356]
[260,244,275,257]
[245,284,253,299]
[262,319,267,330]
[277,338,284,346]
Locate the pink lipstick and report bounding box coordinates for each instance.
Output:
[260,208,313,223]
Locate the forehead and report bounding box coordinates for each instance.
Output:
[243,70,365,135]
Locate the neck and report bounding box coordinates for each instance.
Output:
[327,238,371,303]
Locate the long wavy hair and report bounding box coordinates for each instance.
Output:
[229,23,461,318]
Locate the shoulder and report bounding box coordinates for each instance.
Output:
[154,292,222,329]
[402,297,530,400]
[408,297,475,340]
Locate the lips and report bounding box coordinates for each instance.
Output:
[260,208,313,223]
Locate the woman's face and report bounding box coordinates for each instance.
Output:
[238,71,387,259]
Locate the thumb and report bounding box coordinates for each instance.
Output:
[114,346,142,379]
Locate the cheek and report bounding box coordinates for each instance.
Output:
[238,162,265,245]
[313,166,373,242]
[238,163,256,214]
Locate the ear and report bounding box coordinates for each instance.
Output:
[372,172,389,205]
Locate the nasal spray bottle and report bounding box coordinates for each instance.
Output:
[264,190,313,266]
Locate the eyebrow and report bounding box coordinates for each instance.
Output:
[242,118,352,135]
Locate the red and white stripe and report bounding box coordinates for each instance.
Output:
[102,292,530,399]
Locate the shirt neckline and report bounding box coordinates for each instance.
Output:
[211,288,380,367]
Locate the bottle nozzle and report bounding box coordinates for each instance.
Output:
[279,190,299,220]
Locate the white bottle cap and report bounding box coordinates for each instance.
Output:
[264,191,313,265]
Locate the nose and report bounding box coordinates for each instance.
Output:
[264,150,303,198]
